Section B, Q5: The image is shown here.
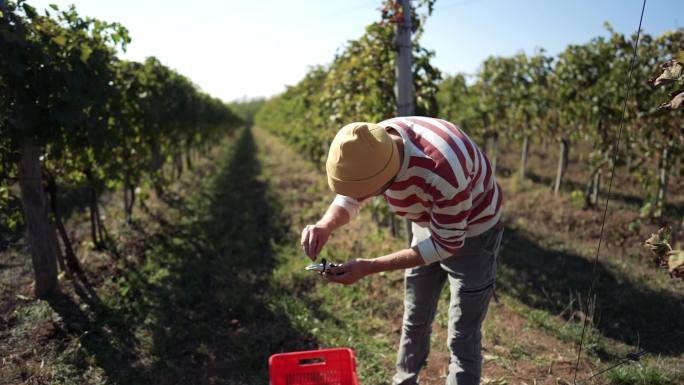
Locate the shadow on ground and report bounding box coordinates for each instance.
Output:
[49,128,317,384]
[497,227,684,357]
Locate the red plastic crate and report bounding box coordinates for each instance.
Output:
[269,348,360,385]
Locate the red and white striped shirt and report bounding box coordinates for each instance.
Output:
[333,116,503,264]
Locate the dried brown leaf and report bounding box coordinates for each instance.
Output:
[644,226,672,268]
[652,60,683,87]
[657,91,684,110]
[668,249,684,279]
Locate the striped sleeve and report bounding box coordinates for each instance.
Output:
[332,195,362,219]
[414,190,472,264]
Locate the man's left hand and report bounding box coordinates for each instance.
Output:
[324,258,371,285]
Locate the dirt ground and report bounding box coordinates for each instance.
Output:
[1,128,682,385]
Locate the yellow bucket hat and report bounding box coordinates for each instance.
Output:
[326,122,400,198]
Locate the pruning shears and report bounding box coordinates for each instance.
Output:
[305,258,342,275]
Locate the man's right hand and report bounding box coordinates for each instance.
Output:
[300,223,331,260]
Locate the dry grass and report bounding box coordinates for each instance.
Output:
[0,127,682,385]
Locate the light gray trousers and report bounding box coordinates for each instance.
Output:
[393,222,503,385]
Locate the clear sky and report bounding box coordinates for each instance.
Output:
[27,0,684,102]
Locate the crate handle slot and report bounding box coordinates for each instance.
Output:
[299,357,325,366]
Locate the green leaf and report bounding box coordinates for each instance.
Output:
[49,4,59,11]
[22,3,38,19]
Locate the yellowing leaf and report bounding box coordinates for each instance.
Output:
[52,35,67,46]
[677,52,684,63]
[80,44,93,63]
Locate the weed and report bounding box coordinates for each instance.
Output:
[607,365,676,385]
[569,190,585,209]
